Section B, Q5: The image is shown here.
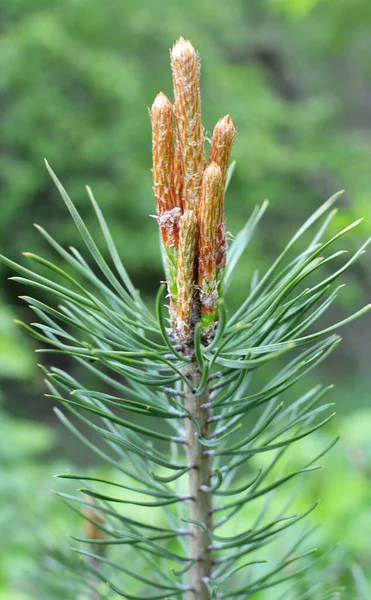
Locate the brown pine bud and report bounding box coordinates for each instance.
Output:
[83,496,107,555]
[158,207,181,331]
[151,93,182,328]
[209,115,236,189]
[176,210,197,338]
[171,38,204,212]
[209,116,235,274]
[151,92,176,218]
[198,163,223,331]
[173,132,184,212]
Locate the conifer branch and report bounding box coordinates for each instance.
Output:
[1,35,369,600]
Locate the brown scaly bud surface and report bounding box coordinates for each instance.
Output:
[173,132,184,212]
[176,210,197,339]
[209,115,236,188]
[151,92,175,215]
[151,93,180,250]
[209,116,235,273]
[171,38,204,212]
[151,92,181,330]
[198,163,223,283]
[198,163,223,330]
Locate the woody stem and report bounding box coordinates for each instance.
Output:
[183,362,213,599]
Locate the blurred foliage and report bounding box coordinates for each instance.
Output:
[270,0,324,17]
[0,402,69,599]
[1,402,371,598]
[0,305,34,380]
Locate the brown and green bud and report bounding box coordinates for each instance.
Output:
[151,92,175,214]
[152,43,235,340]
[209,115,236,277]
[209,115,236,189]
[173,132,184,212]
[171,38,205,212]
[198,163,223,332]
[150,92,180,246]
[151,93,179,247]
[151,92,181,327]
[177,210,197,339]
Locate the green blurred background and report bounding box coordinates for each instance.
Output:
[1,0,371,597]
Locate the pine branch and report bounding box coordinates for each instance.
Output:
[1,35,370,600]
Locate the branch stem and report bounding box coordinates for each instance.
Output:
[87,555,102,600]
[183,361,213,599]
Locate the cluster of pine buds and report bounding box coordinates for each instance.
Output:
[151,38,235,341]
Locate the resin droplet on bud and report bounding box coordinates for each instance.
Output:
[177,210,197,339]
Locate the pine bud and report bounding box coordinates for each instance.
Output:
[83,496,107,555]
[151,93,177,236]
[209,115,236,189]
[209,116,236,274]
[151,92,180,327]
[177,210,197,338]
[198,163,223,332]
[151,92,181,249]
[173,133,184,212]
[171,38,204,212]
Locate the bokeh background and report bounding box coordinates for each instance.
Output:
[1,0,371,598]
